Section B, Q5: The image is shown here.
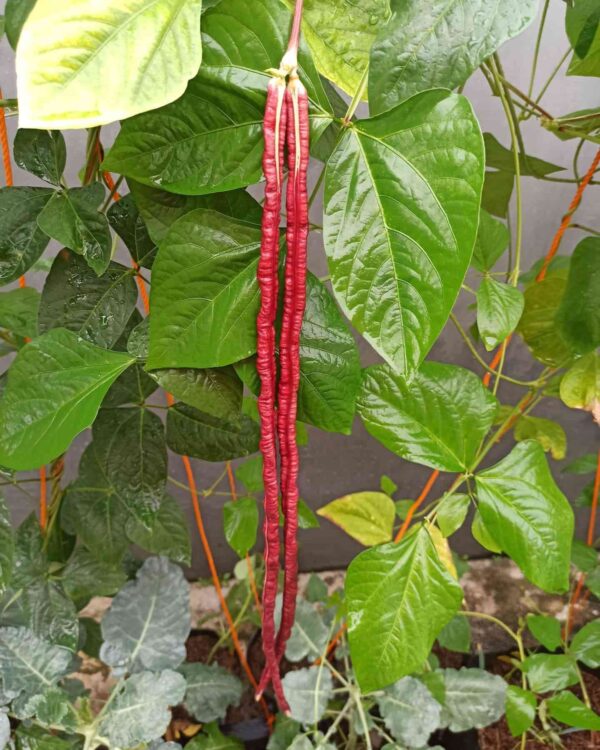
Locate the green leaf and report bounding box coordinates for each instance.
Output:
[0,329,133,470]
[148,209,261,369]
[98,670,186,747]
[13,725,79,750]
[471,210,510,273]
[567,0,600,77]
[235,456,264,493]
[298,500,320,530]
[475,441,573,593]
[281,667,333,726]
[0,187,52,286]
[438,615,471,654]
[128,181,263,245]
[266,715,302,750]
[179,663,243,723]
[16,0,203,128]
[102,364,158,407]
[36,185,112,276]
[0,498,13,594]
[0,628,71,698]
[187,723,243,750]
[101,557,191,673]
[476,278,524,351]
[517,272,575,367]
[4,0,36,49]
[377,676,441,747]
[438,668,506,732]
[324,90,484,374]
[223,497,259,558]
[521,653,579,693]
[481,169,514,218]
[107,194,157,269]
[283,0,390,98]
[560,351,600,420]
[317,492,395,546]
[152,367,242,420]
[0,288,40,339]
[483,133,565,177]
[547,690,600,730]
[436,494,470,538]
[61,546,126,606]
[526,614,562,651]
[346,526,463,692]
[126,493,191,565]
[505,686,536,737]
[369,0,537,112]
[39,251,138,349]
[380,475,398,497]
[104,0,332,195]
[13,129,66,185]
[564,453,598,475]
[513,416,567,460]
[556,237,600,354]
[166,403,259,462]
[358,362,497,472]
[570,619,600,668]
[571,539,598,573]
[305,574,328,603]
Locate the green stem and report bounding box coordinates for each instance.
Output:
[527,0,550,101]
[569,223,600,236]
[343,66,369,125]
[525,48,571,119]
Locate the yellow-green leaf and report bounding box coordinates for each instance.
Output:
[560,351,600,424]
[513,416,567,460]
[317,492,395,546]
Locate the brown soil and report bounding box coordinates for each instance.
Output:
[479,657,600,750]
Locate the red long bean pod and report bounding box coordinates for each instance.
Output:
[256,75,289,712]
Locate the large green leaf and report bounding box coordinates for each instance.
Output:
[560,351,600,420]
[166,403,259,461]
[0,187,52,286]
[13,129,66,186]
[570,619,600,668]
[377,676,441,746]
[179,663,243,723]
[471,210,509,273]
[505,686,536,737]
[98,670,186,747]
[369,0,538,112]
[317,492,396,546]
[61,546,126,606]
[0,288,40,339]
[345,526,463,692]
[358,362,497,472]
[556,237,600,354]
[282,0,390,98]
[16,0,203,128]
[438,668,507,732]
[104,0,333,195]
[126,493,191,565]
[323,90,484,374]
[547,691,600,730]
[101,557,191,673]
[4,0,36,49]
[567,0,600,77]
[152,367,243,420]
[0,329,133,470]
[475,441,573,593]
[0,628,71,698]
[39,251,138,349]
[37,185,112,276]
[521,654,578,693]
[476,278,524,351]
[148,209,261,369]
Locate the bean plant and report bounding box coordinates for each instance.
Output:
[0,0,599,748]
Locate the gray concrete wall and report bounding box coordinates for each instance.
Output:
[1,1,598,575]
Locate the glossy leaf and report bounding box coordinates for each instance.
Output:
[317,492,396,546]
[358,362,497,472]
[475,441,573,593]
[346,526,463,692]
[547,691,600,730]
[13,129,66,185]
[152,367,242,420]
[101,557,191,673]
[36,185,111,276]
[471,211,510,273]
[567,0,600,77]
[0,329,133,470]
[526,614,562,652]
[556,237,600,354]
[437,494,470,538]
[324,90,484,374]
[505,686,536,737]
[107,194,157,269]
[126,494,191,565]
[167,403,259,462]
[369,0,537,112]
[98,670,186,748]
[0,288,40,339]
[377,676,441,747]
[103,364,158,408]
[104,0,333,195]
[223,497,259,558]
[560,352,600,421]
[16,0,203,128]
[148,209,261,369]
[0,187,52,286]
[282,667,333,726]
[179,663,243,723]
[513,416,567,460]
[61,547,126,606]
[438,668,506,732]
[521,653,579,693]
[283,0,390,98]
[476,278,524,351]
[570,619,600,668]
[4,0,36,49]
[39,251,137,349]
[0,628,71,698]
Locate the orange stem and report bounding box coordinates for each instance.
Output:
[394,470,441,543]
[0,89,13,188]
